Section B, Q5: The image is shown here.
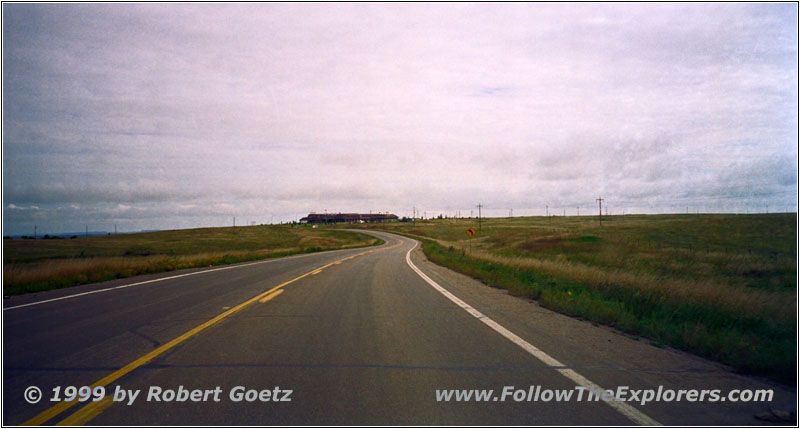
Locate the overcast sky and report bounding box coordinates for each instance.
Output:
[3,3,797,234]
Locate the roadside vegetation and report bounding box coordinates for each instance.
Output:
[353,214,796,384]
[3,225,382,295]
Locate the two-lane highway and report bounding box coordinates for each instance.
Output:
[3,231,795,425]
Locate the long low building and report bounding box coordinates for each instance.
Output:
[299,213,398,224]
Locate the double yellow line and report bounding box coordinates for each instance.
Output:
[23,242,399,426]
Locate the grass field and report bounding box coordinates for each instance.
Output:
[350,213,796,383]
[3,225,382,295]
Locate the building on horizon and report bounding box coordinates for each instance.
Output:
[299,212,399,224]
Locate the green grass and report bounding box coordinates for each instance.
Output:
[354,214,796,384]
[3,225,383,295]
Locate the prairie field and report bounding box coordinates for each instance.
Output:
[353,213,796,383]
[3,225,382,296]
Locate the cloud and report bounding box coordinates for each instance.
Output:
[2,3,796,234]
[6,204,39,211]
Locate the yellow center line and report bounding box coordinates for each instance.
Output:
[21,240,403,426]
[258,288,284,303]
[55,396,114,426]
[22,401,77,427]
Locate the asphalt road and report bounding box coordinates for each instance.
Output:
[3,231,796,425]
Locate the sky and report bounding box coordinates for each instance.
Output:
[2,3,798,235]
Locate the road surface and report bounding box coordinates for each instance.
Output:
[3,231,796,425]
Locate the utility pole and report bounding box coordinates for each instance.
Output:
[114,224,117,234]
[563,208,566,217]
[477,203,483,231]
[233,216,236,229]
[85,225,88,238]
[509,208,512,218]
[596,196,604,226]
[546,205,549,217]
[577,207,580,216]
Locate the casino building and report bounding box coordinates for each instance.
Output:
[299,213,399,224]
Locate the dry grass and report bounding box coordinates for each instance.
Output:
[458,246,792,323]
[3,225,382,295]
[4,249,285,288]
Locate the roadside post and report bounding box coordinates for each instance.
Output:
[466,227,476,253]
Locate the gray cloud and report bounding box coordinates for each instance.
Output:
[2,3,797,234]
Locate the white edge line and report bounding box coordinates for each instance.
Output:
[4,243,383,311]
[404,240,661,426]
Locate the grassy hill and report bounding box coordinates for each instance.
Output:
[3,225,382,296]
